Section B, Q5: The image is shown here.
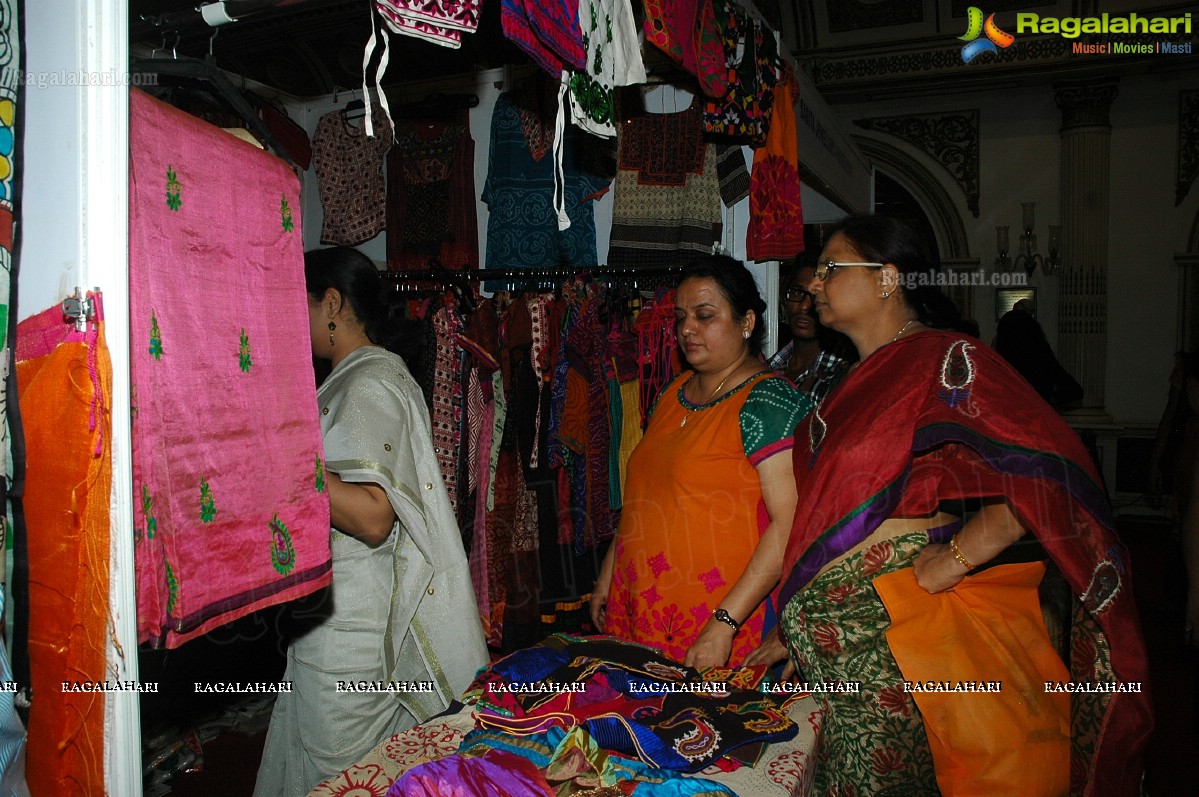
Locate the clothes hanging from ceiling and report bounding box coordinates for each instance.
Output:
[566,0,647,138]
[608,99,750,268]
[386,110,480,271]
[501,0,587,77]
[702,0,781,148]
[481,88,610,288]
[747,69,804,261]
[375,0,482,48]
[641,0,727,97]
[313,105,392,246]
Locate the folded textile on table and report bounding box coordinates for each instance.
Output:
[465,634,800,772]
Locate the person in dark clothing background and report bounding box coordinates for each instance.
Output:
[993,299,1083,408]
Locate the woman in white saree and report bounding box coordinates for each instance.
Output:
[255,247,488,797]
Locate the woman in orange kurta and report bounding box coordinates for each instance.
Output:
[591,255,811,667]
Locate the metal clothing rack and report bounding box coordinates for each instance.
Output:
[382,264,686,293]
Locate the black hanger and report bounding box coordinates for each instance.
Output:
[343,98,366,120]
[131,55,290,162]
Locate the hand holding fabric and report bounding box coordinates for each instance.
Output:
[684,622,734,669]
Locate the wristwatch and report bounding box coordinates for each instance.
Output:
[712,608,741,632]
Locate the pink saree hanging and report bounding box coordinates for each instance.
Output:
[129,88,331,647]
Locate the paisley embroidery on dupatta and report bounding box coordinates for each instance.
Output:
[269,512,297,575]
[938,339,978,413]
[1081,559,1122,614]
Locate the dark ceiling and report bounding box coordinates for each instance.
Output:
[129,0,526,98]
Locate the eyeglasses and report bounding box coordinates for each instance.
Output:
[813,260,886,281]
[783,286,815,305]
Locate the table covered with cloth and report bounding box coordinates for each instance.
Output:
[308,635,823,796]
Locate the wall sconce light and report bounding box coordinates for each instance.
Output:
[994,202,1062,276]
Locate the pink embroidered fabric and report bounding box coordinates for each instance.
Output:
[129,89,332,648]
[375,0,481,48]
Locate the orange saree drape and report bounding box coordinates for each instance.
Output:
[16,294,112,797]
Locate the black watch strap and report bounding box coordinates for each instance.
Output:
[712,608,741,631]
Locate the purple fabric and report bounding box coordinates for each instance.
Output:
[387,749,556,796]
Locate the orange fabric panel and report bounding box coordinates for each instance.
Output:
[16,304,112,797]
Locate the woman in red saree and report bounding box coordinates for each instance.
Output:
[769,215,1151,795]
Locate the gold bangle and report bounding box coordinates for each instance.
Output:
[949,534,975,571]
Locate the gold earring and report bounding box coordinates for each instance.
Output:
[328,320,336,346]
[882,291,892,299]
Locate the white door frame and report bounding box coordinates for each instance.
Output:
[21,1,139,793]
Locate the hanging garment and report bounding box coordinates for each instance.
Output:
[608,101,750,268]
[641,0,727,97]
[375,0,482,48]
[429,302,466,513]
[701,1,780,147]
[15,294,111,797]
[567,0,647,138]
[313,106,392,245]
[746,73,803,262]
[482,90,609,288]
[501,0,587,76]
[386,111,479,271]
[129,88,331,648]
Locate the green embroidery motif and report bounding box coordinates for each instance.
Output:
[142,484,157,540]
[315,455,326,493]
[166,166,182,211]
[149,310,164,360]
[165,560,179,614]
[239,328,253,372]
[269,513,296,575]
[200,477,217,523]
[280,195,294,232]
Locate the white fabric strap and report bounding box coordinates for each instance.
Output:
[360,6,396,140]
[374,24,394,137]
[552,71,571,231]
[361,11,379,137]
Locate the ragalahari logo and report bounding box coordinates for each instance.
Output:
[959,7,1015,63]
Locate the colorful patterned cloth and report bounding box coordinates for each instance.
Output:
[746,74,802,262]
[780,533,939,795]
[468,635,798,772]
[501,0,586,76]
[609,101,749,268]
[779,330,1153,797]
[606,373,809,665]
[642,0,726,97]
[128,88,331,648]
[567,0,647,138]
[375,0,481,48]
[313,107,392,245]
[482,90,608,287]
[306,696,823,797]
[702,1,780,147]
[386,112,479,271]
